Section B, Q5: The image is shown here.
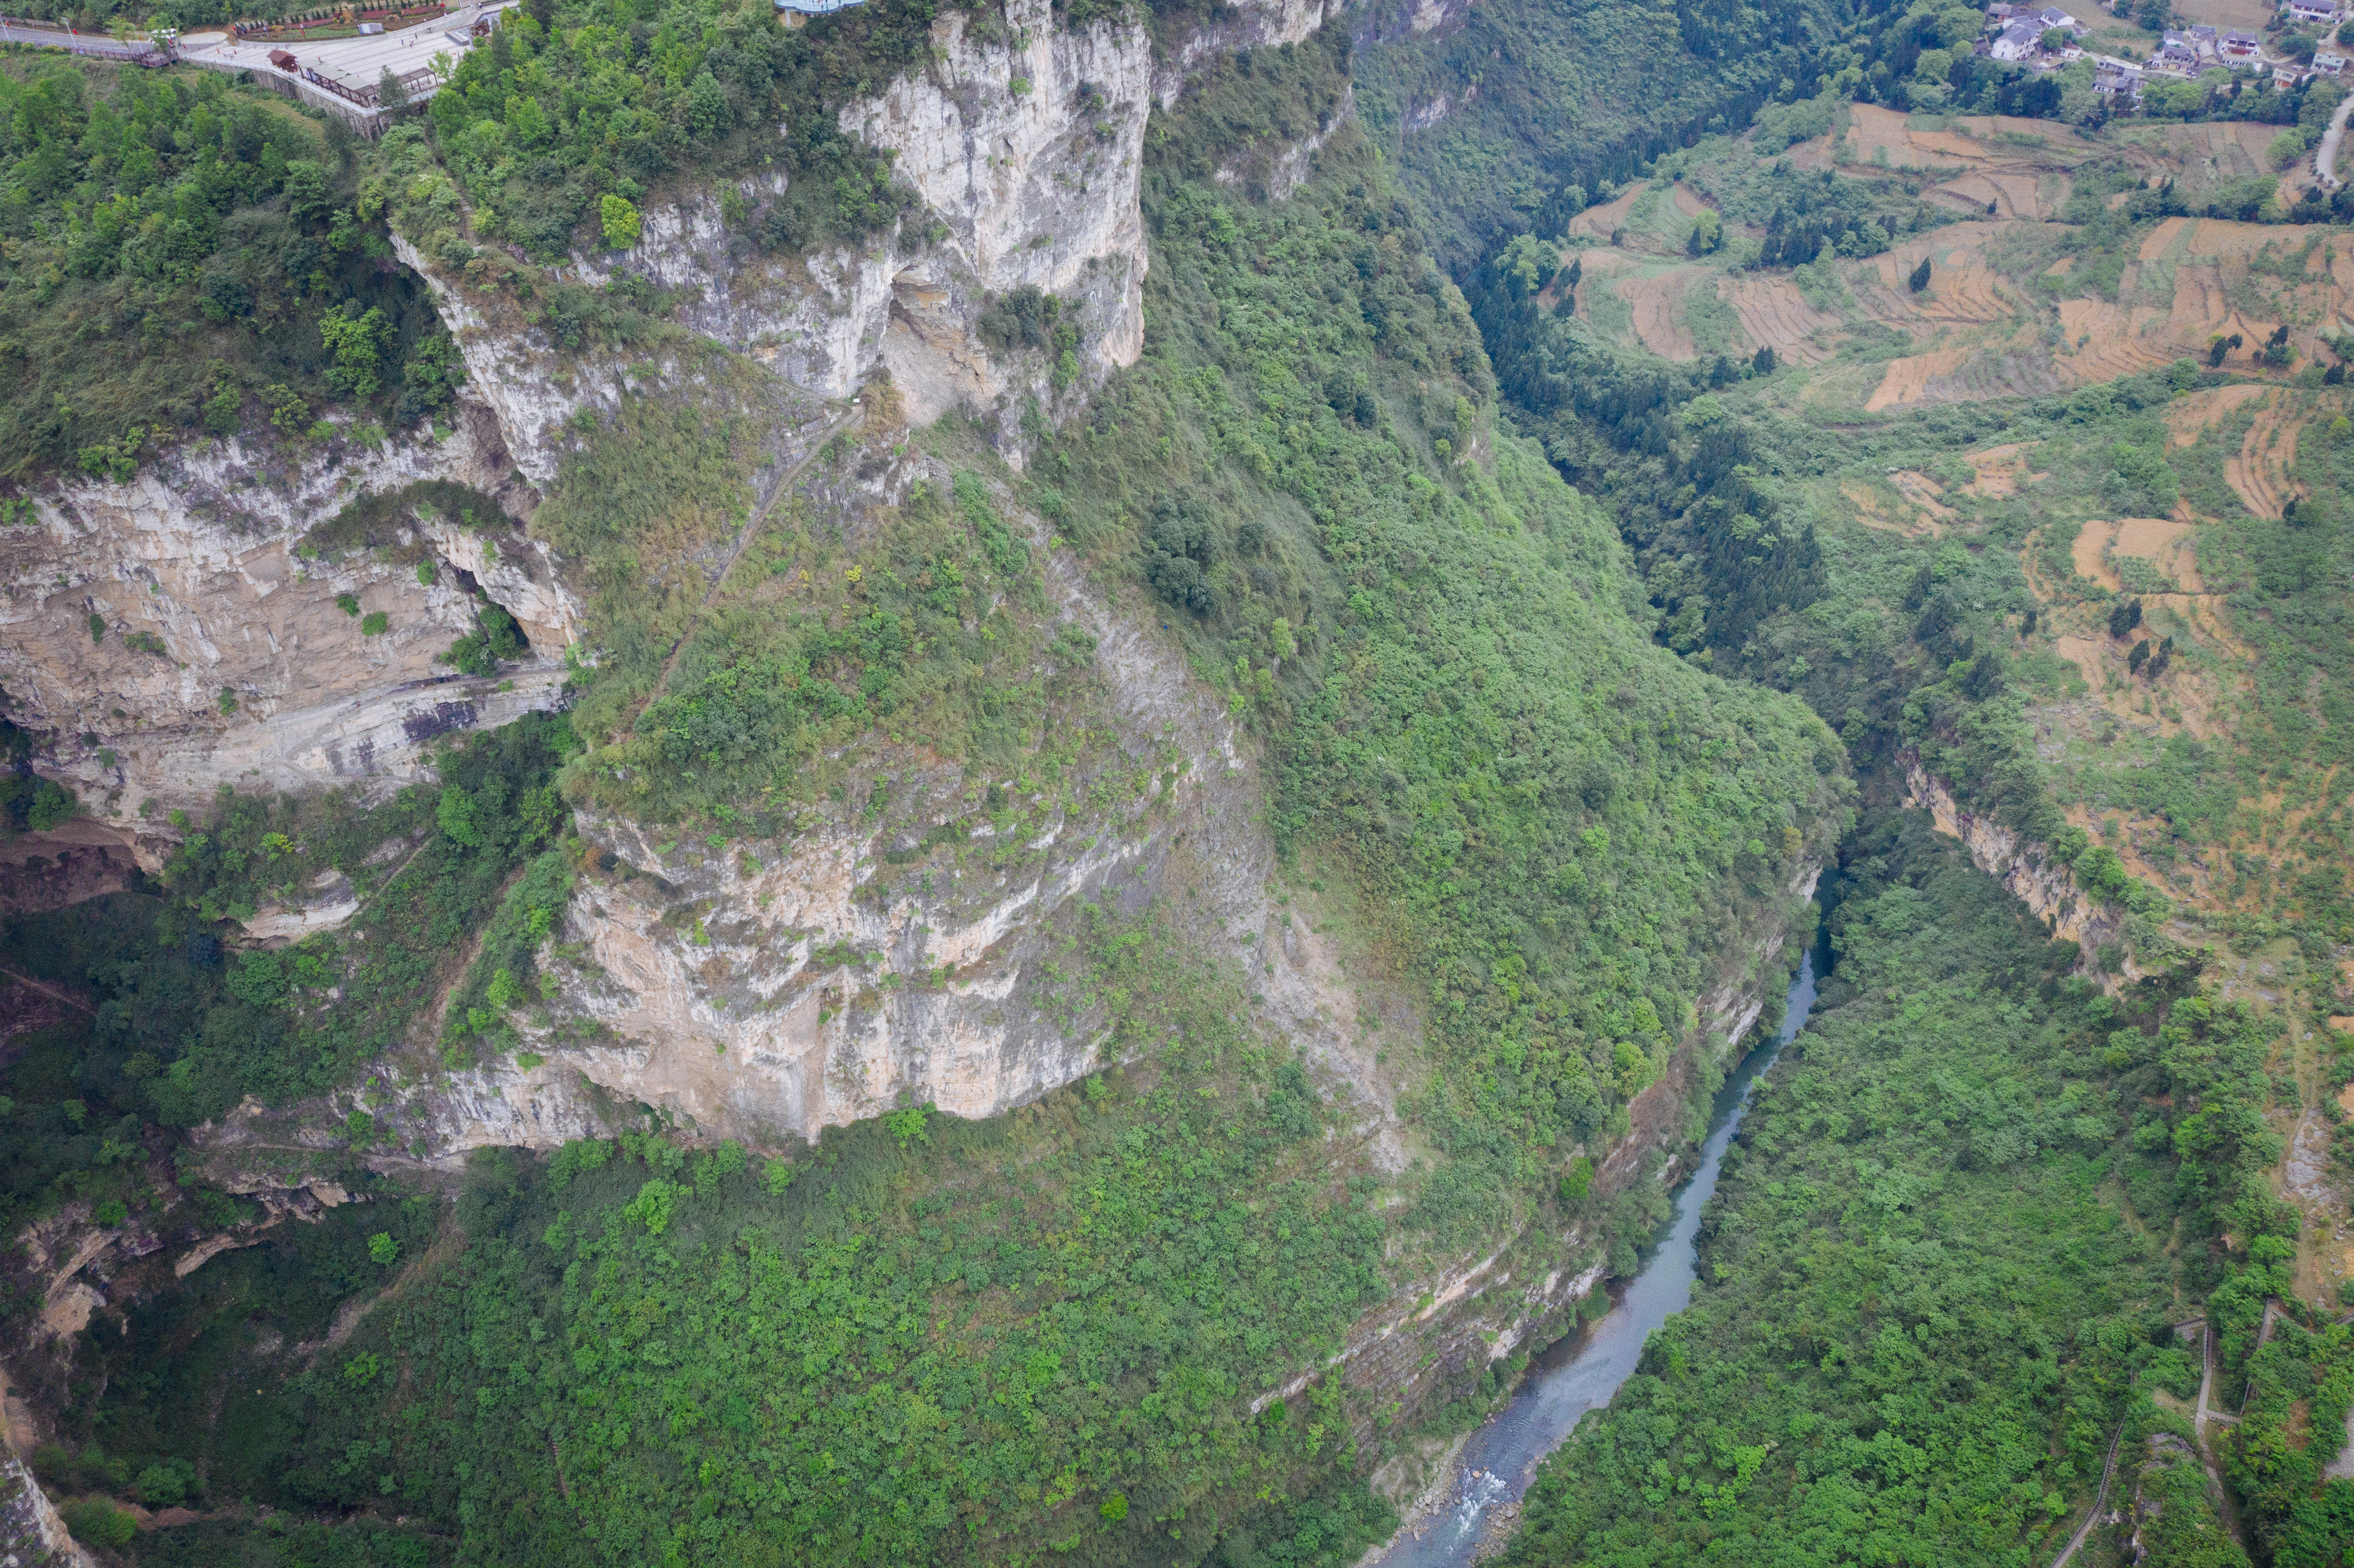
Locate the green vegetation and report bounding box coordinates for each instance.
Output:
[440,600,527,675]
[396,0,971,265]
[0,716,573,1269]
[0,59,462,479]
[1502,808,2275,1565]
[17,0,2354,1562]
[1351,0,1857,259]
[1030,35,1844,1202]
[2222,1315,2354,1565]
[42,1187,442,1512]
[567,456,1069,822]
[86,904,1400,1567]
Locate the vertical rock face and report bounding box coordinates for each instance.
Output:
[0,396,573,838]
[517,0,1341,448]
[0,1450,90,1568]
[299,458,1404,1162]
[550,0,1155,438]
[1902,759,2134,975]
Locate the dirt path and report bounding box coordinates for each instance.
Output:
[301,1221,466,1357]
[348,833,434,926]
[632,403,863,730]
[0,968,94,1016]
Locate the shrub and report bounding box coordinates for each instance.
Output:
[600,194,642,251]
[59,1500,135,1549]
[441,604,525,674]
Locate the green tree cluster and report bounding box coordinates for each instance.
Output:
[0,60,463,478]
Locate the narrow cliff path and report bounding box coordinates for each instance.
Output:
[2048,1419,2127,1568]
[629,401,865,733]
[2189,1315,2253,1552]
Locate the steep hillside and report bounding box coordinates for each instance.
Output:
[0,8,1847,1566]
[1453,43,2354,1568]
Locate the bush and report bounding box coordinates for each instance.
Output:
[599,193,642,251]
[59,1499,135,1549]
[441,604,526,675]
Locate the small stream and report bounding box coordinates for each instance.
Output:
[1367,950,1820,1568]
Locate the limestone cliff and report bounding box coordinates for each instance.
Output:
[1902,757,2137,977]
[3,0,1840,1478]
[199,454,1401,1165]
[0,1450,90,1568]
[0,396,575,863]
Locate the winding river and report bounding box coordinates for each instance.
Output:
[1368,949,1821,1568]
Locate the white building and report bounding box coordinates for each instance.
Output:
[1991,19,2046,59]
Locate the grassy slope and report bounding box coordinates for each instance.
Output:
[1033,37,1847,1219]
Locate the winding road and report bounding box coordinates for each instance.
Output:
[2318,90,2354,192]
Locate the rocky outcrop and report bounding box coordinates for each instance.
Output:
[547,0,1343,448]
[0,1450,90,1568]
[218,453,1398,1162]
[549,0,1150,446]
[1902,759,2136,977]
[0,396,573,851]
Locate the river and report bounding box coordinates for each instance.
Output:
[1367,949,1820,1568]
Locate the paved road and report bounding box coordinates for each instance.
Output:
[0,19,160,57]
[2317,90,2354,191]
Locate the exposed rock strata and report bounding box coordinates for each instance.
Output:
[1903,758,2136,977]
[0,395,573,841]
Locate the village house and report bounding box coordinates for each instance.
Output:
[2155,31,2207,68]
[2094,57,2145,90]
[2283,0,2340,25]
[2222,28,2262,54]
[1990,18,2049,57]
[2317,48,2349,71]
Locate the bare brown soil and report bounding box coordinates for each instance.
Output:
[1720,274,1844,364]
[1566,186,1645,244]
[2164,383,2271,446]
[1866,347,1972,411]
[1965,443,2039,496]
[2071,516,2203,592]
[2228,394,2305,519]
[1624,268,1700,360]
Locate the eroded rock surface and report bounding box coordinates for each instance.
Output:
[0,395,573,837]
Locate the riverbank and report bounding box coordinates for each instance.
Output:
[1357,951,1819,1568]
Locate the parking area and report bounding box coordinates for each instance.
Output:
[178,3,505,127]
